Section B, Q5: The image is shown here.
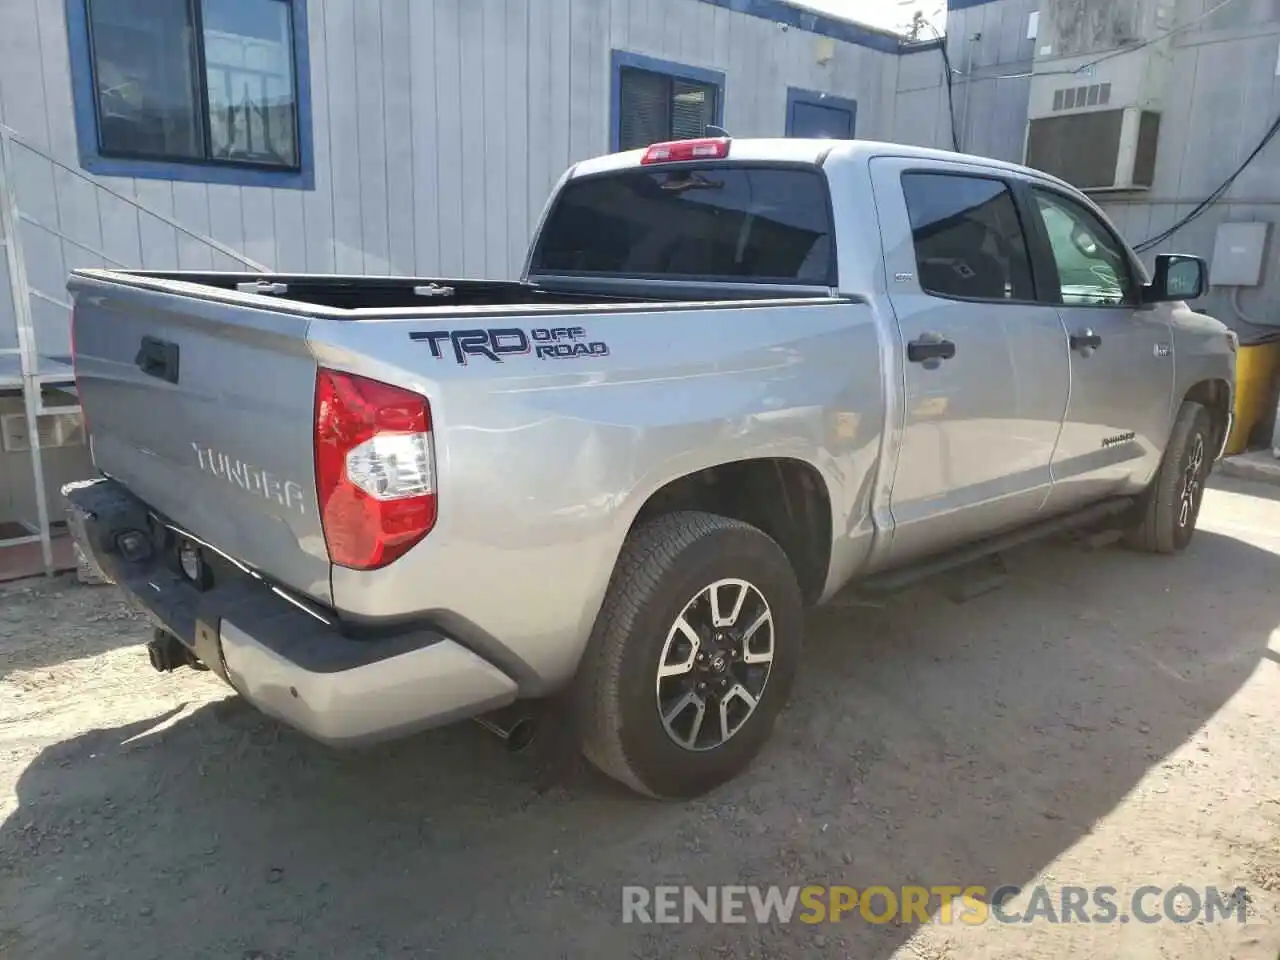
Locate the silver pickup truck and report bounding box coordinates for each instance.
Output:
[64,137,1236,800]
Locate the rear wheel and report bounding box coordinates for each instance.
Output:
[1124,400,1213,554]
[575,511,804,799]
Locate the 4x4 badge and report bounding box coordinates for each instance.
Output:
[1154,343,1171,357]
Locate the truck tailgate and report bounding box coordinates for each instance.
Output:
[69,274,331,604]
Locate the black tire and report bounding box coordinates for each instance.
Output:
[1124,400,1213,554]
[574,511,804,799]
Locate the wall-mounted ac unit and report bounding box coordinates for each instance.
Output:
[1026,106,1161,192]
[0,411,86,452]
[1024,0,1174,193]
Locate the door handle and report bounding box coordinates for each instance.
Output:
[135,336,180,384]
[907,333,957,369]
[1070,329,1102,353]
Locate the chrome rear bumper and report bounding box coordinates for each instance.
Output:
[64,477,519,747]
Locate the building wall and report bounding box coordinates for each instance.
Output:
[0,212,14,357]
[1102,0,1280,330]
[0,0,910,370]
[930,0,1280,330]
[893,0,1038,162]
[0,396,85,531]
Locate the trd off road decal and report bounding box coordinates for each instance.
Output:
[410,326,610,364]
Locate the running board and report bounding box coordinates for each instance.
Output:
[857,497,1136,596]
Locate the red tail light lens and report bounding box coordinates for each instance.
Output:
[640,137,730,164]
[314,369,437,570]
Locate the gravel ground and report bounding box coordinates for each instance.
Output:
[1,477,1278,959]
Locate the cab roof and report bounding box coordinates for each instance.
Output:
[567,137,1075,193]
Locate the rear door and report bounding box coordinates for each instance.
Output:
[869,159,1072,566]
[1021,186,1175,513]
[70,276,331,603]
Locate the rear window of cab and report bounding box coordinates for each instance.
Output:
[529,165,836,285]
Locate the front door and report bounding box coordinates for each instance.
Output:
[870,160,1072,567]
[1024,187,1175,514]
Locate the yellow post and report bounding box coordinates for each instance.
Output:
[1226,340,1280,455]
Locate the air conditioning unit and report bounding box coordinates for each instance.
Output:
[1026,107,1161,192]
[1024,0,1174,193]
[0,411,86,452]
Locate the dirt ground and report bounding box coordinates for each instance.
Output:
[1,477,1279,960]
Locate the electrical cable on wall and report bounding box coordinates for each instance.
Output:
[1131,110,1280,253]
[924,21,961,152]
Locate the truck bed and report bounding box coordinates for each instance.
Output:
[96,271,824,315]
[67,266,852,615]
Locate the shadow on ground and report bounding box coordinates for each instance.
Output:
[0,527,1275,959]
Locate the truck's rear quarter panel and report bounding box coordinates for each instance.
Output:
[310,298,885,690]
[71,276,331,604]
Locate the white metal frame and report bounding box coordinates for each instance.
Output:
[0,122,266,575]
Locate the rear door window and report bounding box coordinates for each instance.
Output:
[530,165,835,285]
[901,172,1036,302]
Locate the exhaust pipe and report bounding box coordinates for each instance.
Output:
[473,706,539,753]
[146,629,196,672]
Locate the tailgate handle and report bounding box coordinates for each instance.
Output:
[136,336,180,384]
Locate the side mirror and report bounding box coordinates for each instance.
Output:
[1144,254,1207,303]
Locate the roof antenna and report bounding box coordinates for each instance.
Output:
[705,124,730,137]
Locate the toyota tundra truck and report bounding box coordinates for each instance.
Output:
[63,137,1236,800]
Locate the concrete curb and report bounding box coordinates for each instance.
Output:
[1217,451,1280,486]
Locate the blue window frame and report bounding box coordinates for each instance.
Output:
[785,88,857,139]
[65,0,314,189]
[611,51,725,153]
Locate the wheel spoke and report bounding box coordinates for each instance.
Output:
[711,581,749,628]
[719,684,757,741]
[658,617,700,678]
[740,610,774,664]
[663,691,706,748]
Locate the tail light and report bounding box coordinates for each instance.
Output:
[314,368,437,570]
[641,137,730,164]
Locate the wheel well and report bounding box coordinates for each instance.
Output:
[631,458,833,607]
[1184,379,1232,452]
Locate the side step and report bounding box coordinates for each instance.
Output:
[858,497,1135,596]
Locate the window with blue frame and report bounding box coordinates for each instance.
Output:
[66,0,312,188]
[785,88,857,139]
[612,52,724,152]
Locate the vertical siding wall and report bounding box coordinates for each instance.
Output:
[0,0,903,369]
[892,0,1037,161]
[1101,0,1280,326]
[910,0,1280,327]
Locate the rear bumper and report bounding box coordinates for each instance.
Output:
[62,478,518,746]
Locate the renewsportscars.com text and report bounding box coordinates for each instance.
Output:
[621,884,1250,926]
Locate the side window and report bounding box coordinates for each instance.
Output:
[1031,190,1136,307]
[901,173,1035,302]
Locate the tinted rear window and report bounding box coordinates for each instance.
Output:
[530,165,835,284]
